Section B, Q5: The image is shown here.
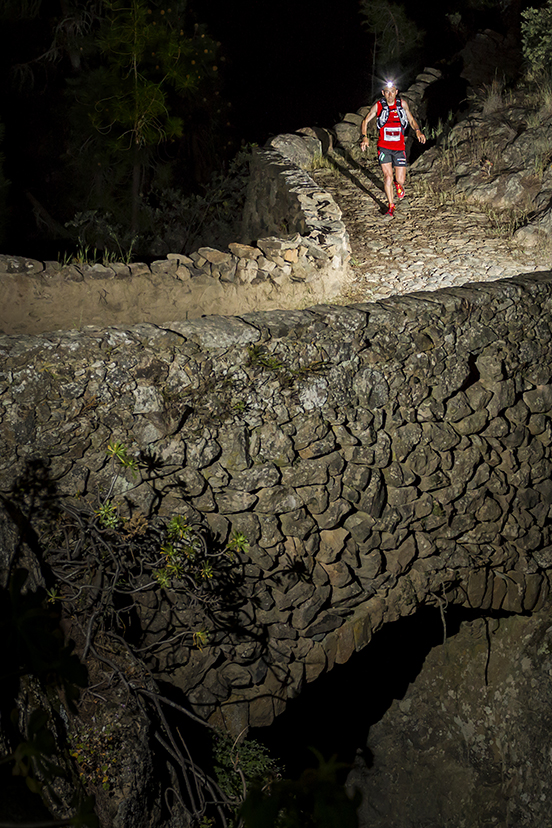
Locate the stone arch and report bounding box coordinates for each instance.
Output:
[2,273,552,735]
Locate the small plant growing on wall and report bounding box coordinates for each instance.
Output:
[1,445,256,828]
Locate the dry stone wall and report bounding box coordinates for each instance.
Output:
[0,140,351,335]
[241,144,349,269]
[2,272,552,734]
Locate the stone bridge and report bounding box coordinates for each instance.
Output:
[2,270,552,734]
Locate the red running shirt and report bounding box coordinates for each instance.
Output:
[377,101,406,151]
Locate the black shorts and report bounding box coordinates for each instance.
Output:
[378,148,407,167]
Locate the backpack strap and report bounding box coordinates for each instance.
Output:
[396,98,409,131]
[376,99,389,130]
[377,98,409,132]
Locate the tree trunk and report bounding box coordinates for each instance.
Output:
[131,146,141,237]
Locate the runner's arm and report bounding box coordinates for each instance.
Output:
[402,99,426,144]
[360,103,379,151]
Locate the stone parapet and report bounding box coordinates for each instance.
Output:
[0,138,351,335]
[241,144,350,267]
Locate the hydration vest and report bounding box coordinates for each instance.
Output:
[376,98,409,133]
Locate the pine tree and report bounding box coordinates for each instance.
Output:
[0,1,224,253]
[67,0,221,236]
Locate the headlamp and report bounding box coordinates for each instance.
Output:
[385,81,396,89]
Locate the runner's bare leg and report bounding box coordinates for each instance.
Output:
[395,165,407,189]
[381,162,395,207]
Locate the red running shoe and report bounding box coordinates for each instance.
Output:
[395,182,405,199]
[384,204,395,218]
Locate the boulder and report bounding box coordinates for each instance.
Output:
[350,606,552,828]
[265,133,322,168]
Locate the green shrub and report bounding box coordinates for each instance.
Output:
[522,0,552,78]
[1,446,251,828]
[213,731,282,803]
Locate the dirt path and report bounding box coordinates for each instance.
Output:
[312,151,550,304]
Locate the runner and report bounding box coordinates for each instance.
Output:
[359,82,426,218]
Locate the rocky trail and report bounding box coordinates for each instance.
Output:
[311,150,550,304]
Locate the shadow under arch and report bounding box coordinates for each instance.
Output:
[248,603,526,780]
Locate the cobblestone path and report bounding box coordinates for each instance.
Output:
[311,152,550,304]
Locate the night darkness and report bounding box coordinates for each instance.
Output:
[199,0,374,142]
[198,0,512,143]
[0,0,520,256]
[171,0,518,142]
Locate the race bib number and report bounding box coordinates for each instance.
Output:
[383,127,401,142]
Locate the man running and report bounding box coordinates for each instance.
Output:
[359,81,426,218]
